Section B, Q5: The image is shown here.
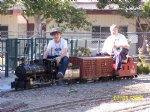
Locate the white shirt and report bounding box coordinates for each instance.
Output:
[46,38,69,57]
[101,33,129,55]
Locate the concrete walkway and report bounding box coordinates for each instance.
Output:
[0,71,16,92]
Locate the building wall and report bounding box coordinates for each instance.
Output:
[87,14,136,32]
[0,15,18,37]
[0,12,136,38]
[0,14,136,31]
[46,14,136,32]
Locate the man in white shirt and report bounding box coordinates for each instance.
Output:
[43,27,69,79]
[101,24,129,76]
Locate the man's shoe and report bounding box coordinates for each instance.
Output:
[57,72,64,79]
[55,79,64,86]
[112,70,119,80]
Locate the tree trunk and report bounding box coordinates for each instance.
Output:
[136,18,148,54]
[34,15,43,38]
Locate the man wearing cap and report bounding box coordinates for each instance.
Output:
[43,27,69,79]
[101,24,129,77]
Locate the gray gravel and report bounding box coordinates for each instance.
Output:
[0,73,150,112]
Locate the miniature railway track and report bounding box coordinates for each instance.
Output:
[21,92,150,112]
[117,102,150,112]
[21,95,114,112]
[1,76,150,112]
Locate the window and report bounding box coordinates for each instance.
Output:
[0,26,8,38]
[92,26,110,39]
[92,26,100,38]
[101,27,110,33]
[92,25,128,38]
[119,26,128,36]
[68,0,77,2]
[0,0,6,3]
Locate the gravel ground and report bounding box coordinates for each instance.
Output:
[0,73,150,112]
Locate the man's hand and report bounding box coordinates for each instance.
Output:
[114,45,129,49]
[114,45,119,48]
[56,56,61,65]
[122,45,129,49]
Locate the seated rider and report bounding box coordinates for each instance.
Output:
[100,24,129,76]
[43,27,69,79]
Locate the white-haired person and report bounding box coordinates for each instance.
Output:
[100,24,129,77]
[43,27,69,79]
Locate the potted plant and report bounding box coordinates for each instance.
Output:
[73,47,92,56]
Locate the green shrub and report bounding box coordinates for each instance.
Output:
[137,62,150,75]
[143,66,150,74]
[137,64,143,74]
[73,47,91,56]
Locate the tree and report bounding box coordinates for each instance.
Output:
[0,0,91,37]
[97,0,150,32]
[97,0,150,53]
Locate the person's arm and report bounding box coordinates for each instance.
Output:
[101,38,108,53]
[43,48,49,59]
[114,34,129,49]
[101,37,114,55]
[60,40,68,58]
[114,43,129,49]
[43,41,52,59]
[60,48,68,58]
[122,45,129,49]
[122,36,129,49]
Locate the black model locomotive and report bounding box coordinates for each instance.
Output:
[11,59,58,90]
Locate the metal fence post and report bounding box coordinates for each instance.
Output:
[31,38,34,61]
[14,39,18,69]
[98,40,100,52]
[5,39,9,77]
[70,39,73,56]
[85,40,87,48]
[75,39,78,48]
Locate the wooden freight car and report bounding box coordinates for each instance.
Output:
[69,56,137,80]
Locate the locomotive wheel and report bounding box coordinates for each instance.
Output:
[93,79,99,83]
[126,76,130,79]
[25,83,32,89]
[75,79,80,84]
[134,75,138,78]
[108,76,112,81]
[98,77,103,81]
[100,77,104,82]
[15,85,18,91]
[105,77,110,81]
[101,77,107,82]
[37,84,41,88]
[13,81,19,91]
[64,80,71,85]
[112,76,117,81]
[116,77,121,80]
[130,76,134,79]
[122,77,126,79]
[15,88,18,91]
[80,79,87,83]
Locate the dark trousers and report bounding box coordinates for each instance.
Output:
[99,48,128,71]
[113,48,128,70]
[47,55,69,75]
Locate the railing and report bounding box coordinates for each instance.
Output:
[0,38,6,72]
[0,31,150,77]
[1,38,106,76]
